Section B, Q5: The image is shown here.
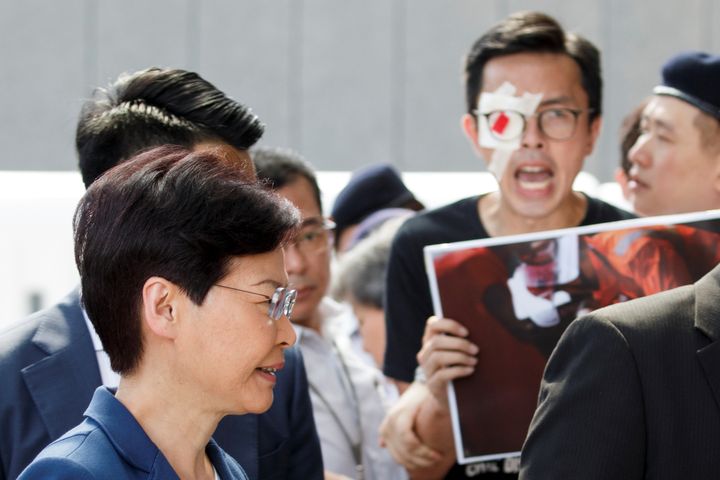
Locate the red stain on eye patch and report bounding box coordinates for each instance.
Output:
[492,112,510,134]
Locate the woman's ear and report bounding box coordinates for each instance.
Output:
[142,277,181,340]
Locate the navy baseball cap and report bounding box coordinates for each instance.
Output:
[654,51,720,119]
[331,164,417,233]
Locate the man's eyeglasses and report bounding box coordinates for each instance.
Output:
[290,217,335,256]
[480,108,593,142]
[214,284,297,321]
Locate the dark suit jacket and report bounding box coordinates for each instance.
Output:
[520,264,720,479]
[19,387,248,479]
[0,290,323,480]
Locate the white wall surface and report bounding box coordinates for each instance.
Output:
[0,169,629,328]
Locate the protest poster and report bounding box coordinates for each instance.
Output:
[424,210,720,464]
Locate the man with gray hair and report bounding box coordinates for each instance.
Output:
[333,213,413,370]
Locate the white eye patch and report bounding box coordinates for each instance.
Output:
[477,82,542,180]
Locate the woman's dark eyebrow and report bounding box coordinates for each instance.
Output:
[249,279,285,289]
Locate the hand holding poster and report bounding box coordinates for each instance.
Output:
[424,210,720,464]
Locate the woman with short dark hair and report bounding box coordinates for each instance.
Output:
[19,145,300,480]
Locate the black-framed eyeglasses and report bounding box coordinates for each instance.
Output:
[290,217,336,256]
[214,284,297,321]
[480,108,593,142]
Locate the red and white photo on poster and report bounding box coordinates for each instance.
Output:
[424,210,720,465]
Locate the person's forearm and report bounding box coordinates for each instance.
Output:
[415,389,454,453]
[407,385,456,479]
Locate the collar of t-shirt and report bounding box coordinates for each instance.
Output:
[82,308,121,389]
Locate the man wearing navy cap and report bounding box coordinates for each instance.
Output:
[627,51,720,215]
[520,54,720,479]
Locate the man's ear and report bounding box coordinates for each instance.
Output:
[142,277,181,340]
[461,113,485,158]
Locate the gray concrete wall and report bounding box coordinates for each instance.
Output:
[0,0,717,180]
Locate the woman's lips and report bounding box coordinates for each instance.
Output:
[255,362,284,384]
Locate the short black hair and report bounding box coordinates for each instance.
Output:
[251,147,323,212]
[76,67,264,187]
[74,145,299,374]
[464,11,602,124]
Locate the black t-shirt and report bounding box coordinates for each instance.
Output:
[383,193,635,479]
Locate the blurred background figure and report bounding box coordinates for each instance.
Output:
[331,164,424,254]
[333,213,414,371]
[615,98,649,207]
